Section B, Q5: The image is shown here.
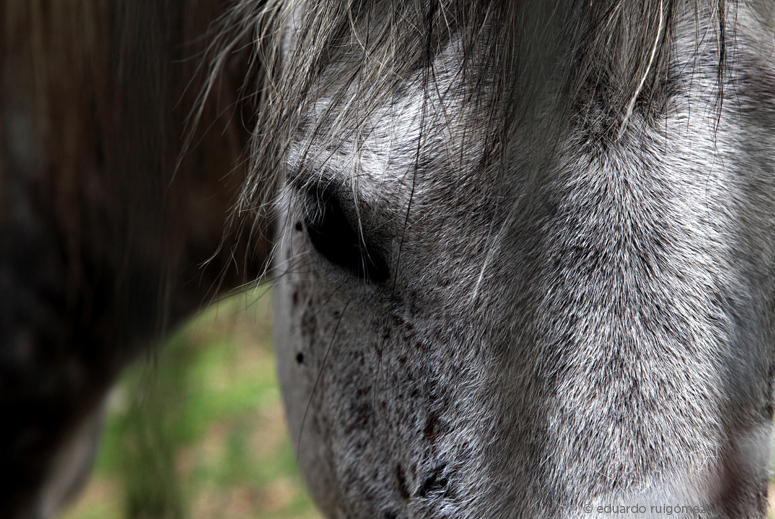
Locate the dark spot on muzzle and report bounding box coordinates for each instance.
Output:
[424,412,440,444]
[395,463,410,500]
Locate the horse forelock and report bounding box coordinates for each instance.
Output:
[212,0,733,220]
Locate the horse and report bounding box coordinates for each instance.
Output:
[218,0,775,517]
[5,0,775,517]
[0,1,267,517]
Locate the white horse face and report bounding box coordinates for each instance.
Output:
[269,1,775,517]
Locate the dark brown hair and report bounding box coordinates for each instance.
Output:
[0,1,265,516]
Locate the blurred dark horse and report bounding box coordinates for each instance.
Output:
[0,2,265,517]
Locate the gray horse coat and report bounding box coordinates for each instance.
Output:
[234,0,775,517]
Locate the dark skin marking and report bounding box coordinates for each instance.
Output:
[424,412,439,444]
[395,464,411,501]
[418,465,448,498]
[300,311,317,339]
[345,403,372,433]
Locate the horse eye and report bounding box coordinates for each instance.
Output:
[301,186,390,283]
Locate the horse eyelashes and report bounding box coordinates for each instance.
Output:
[301,186,390,283]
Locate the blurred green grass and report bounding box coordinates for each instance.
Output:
[59,286,322,519]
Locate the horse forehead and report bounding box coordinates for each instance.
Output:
[287,39,485,198]
[284,2,773,205]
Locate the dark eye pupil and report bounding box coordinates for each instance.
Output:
[304,188,390,283]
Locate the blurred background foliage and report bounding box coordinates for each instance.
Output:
[58,286,322,519]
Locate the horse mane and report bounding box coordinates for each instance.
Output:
[207,0,728,225]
